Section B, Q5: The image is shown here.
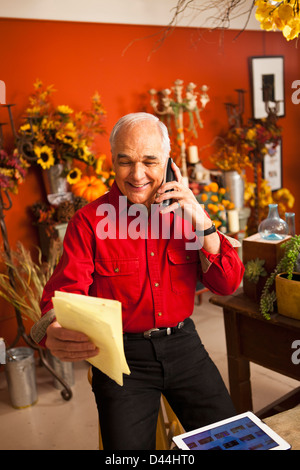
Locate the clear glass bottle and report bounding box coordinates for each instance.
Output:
[285,212,296,236]
[258,203,289,240]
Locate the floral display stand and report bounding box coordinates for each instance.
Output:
[0,189,73,400]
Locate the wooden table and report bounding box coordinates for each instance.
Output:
[209,288,300,417]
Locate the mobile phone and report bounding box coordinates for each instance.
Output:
[161,157,176,207]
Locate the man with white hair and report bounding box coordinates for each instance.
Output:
[36,113,244,450]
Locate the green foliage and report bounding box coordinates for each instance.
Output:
[244,258,267,284]
[260,235,300,319]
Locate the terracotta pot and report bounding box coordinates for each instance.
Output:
[275,272,300,320]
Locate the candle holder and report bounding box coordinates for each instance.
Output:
[149,79,209,179]
[224,89,246,128]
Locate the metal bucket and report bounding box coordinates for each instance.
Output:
[221,170,245,209]
[47,351,74,390]
[42,163,69,195]
[5,347,37,409]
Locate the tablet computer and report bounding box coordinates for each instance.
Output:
[172,411,291,450]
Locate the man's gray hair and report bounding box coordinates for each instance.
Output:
[109,112,171,158]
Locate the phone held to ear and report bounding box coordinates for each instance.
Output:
[161,157,176,207]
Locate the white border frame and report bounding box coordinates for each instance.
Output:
[250,56,285,119]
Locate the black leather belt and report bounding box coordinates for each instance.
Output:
[124,320,186,339]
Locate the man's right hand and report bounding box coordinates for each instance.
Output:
[46,321,99,362]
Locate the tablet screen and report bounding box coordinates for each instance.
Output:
[181,416,280,450]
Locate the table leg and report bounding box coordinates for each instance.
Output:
[223,309,253,413]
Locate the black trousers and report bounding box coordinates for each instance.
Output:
[92,318,236,450]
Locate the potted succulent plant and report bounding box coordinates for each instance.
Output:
[260,235,300,320]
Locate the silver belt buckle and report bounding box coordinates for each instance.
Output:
[143,328,160,338]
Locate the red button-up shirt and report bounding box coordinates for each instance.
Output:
[41,182,244,333]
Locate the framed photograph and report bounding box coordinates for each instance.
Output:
[262,140,282,191]
[250,56,285,119]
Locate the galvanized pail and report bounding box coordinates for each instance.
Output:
[47,351,75,390]
[221,170,245,209]
[5,347,37,409]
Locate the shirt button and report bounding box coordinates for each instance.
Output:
[186,255,190,260]
[150,252,155,256]
[154,282,159,287]
[157,312,162,317]
[114,267,119,272]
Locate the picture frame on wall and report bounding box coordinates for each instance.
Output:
[250,56,285,119]
[262,140,282,191]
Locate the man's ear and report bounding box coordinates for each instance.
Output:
[111,154,115,171]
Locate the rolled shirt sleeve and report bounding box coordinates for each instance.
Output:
[199,231,244,295]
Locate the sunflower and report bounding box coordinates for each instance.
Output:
[66,168,82,185]
[77,144,94,165]
[34,145,55,169]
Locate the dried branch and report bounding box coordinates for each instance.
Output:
[122,0,256,59]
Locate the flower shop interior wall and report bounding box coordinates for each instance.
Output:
[1,17,300,345]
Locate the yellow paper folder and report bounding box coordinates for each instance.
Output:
[52,291,130,386]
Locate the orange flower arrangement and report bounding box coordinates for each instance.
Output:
[196,182,235,230]
[211,118,281,173]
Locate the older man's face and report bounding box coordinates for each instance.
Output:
[112,120,167,209]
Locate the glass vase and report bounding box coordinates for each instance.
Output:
[258,203,288,240]
[285,212,296,236]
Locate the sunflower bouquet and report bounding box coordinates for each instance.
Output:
[17,79,107,185]
[196,181,235,231]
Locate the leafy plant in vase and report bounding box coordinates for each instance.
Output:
[260,235,300,320]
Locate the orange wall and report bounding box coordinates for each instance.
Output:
[0,18,300,345]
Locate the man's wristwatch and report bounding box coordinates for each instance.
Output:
[195,224,217,237]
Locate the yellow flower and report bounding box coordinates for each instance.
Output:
[56,122,77,145]
[56,105,73,115]
[210,195,219,203]
[95,154,107,174]
[207,203,219,214]
[67,168,82,184]
[222,199,231,209]
[78,145,94,164]
[278,3,294,22]
[283,19,300,40]
[26,106,41,115]
[219,187,226,195]
[214,220,222,229]
[34,145,55,169]
[246,128,256,140]
[200,193,208,202]
[33,78,43,90]
[208,182,219,193]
